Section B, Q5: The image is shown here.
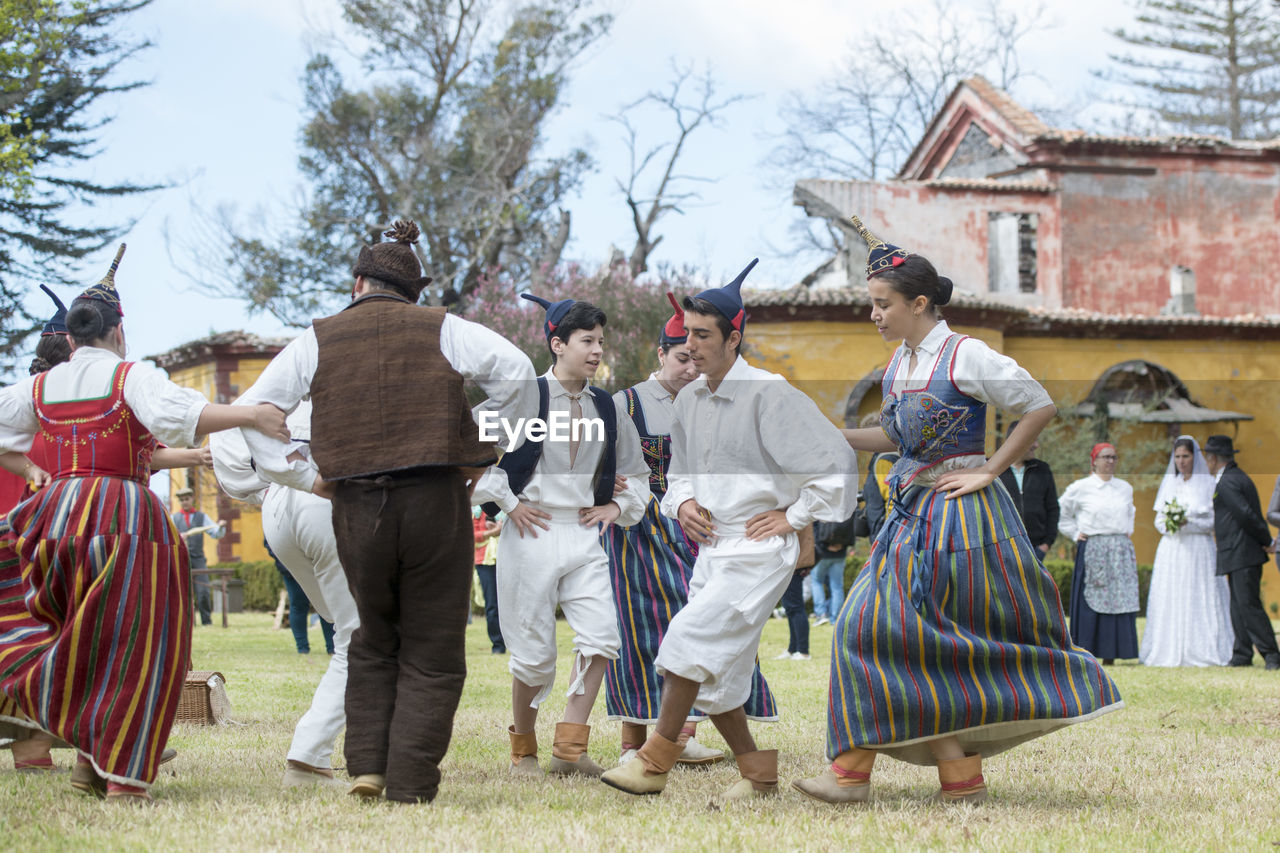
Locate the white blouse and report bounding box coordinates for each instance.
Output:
[885,321,1053,486]
[612,374,677,438]
[471,368,652,526]
[1058,474,1136,540]
[0,346,207,453]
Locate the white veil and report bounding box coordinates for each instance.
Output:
[1153,434,1215,511]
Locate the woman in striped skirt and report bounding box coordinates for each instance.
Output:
[0,247,288,801]
[603,296,777,766]
[794,219,1122,805]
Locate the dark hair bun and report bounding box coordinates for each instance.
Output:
[65,297,119,344]
[935,276,954,306]
[30,356,51,374]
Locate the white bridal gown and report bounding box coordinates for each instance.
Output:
[1140,468,1233,667]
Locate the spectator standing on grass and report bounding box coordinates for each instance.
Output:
[1058,443,1140,665]
[1141,436,1231,667]
[472,506,505,654]
[997,419,1059,561]
[811,510,855,626]
[1203,435,1279,670]
[173,486,227,626]
[777,525,816,660]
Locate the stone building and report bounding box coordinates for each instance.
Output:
[743,76,1280,615]
[149,331,287,564]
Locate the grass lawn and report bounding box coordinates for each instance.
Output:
[3,612,1279,851]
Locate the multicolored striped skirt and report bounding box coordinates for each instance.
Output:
[828,480,1122,766]
[603,496,777,723]
[0,476,191,787]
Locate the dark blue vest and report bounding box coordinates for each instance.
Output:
[481,376,618,518]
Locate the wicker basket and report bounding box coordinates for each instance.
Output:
[177,670,225,725]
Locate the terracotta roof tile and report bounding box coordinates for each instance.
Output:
[743,286,1280,329]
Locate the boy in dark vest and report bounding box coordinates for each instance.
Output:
[473,295,650,779]
[236,220,537,804]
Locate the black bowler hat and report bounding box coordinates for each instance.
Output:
[1204,435,1237,457]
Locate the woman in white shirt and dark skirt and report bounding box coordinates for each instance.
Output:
[1057,443,1140,664]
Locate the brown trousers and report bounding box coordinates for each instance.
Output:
[331,468,472,803]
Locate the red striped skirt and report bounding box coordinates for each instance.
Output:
[0,476,191,787]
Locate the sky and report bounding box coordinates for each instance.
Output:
[22,0,1138,367]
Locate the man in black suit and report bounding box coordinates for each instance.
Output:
[997,420,1060,560]
[1202,435,1280,671]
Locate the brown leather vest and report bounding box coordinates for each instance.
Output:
[310,293,496,479]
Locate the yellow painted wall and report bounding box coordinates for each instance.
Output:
[749,319,1280,618]
[163,361,269,565]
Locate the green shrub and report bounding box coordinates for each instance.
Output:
[212,560,282,611]
[842,548,1154,616]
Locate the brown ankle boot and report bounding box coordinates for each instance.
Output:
[601,732,682,795]
[720,749,779,801]
[508,726,541,777]
[792,748,875,804]
[934,753,987,804]
[547,722,604,778]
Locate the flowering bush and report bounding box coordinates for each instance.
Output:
[460,263,698,391]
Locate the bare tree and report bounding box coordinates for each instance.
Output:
[612,63,751,277]
[765,0,1046,259]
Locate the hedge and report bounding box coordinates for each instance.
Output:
[212,560,282,611]
[841,550,1154,617]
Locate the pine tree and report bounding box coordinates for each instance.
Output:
[1107,0,1280,139]
[0,0,158,374]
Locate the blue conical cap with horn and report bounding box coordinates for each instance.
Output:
[521,292,577,341]
[39,285,68,336]
[849,214,910,279]
[693,258,757,331]
[79,243,126,315]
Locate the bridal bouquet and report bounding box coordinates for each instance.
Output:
[1162,497,1188,534]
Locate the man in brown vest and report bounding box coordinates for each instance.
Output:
[237,220,536,804]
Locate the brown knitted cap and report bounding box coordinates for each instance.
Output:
[352,219,433,301]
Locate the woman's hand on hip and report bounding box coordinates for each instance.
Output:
[934,468,995,500]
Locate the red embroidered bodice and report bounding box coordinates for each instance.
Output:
[32,362,157,484]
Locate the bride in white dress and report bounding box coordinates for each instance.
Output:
[1140,436,1233,667]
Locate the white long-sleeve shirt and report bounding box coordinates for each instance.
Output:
[613,374,677,437]
[235,312,537,493]
[887,321,1053,486]
[1058,474,1136,540]
[471,368,651,527]
[0,346,207,454]
[658,355,858,530]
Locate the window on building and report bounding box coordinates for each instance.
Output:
[987,212,1037,294]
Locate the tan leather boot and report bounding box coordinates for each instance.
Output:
[933,753,987,804]
[601,731,682,795]
[509,726,541,777]
[547,722,604,777]
[720,749,779,801]
[792,747,875,804]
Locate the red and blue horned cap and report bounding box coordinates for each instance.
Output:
[521,292,576,341]
[79,243,126,315]
[39,285,68,336]
[694,258,757,331]
[660,292,687,346]
[850,214,910,279]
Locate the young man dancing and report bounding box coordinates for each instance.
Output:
[600,260,858,800]
[474,295,650,778]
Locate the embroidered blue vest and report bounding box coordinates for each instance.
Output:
[481,376,618,518]
[621,385,670,499]
[880,333,986,489]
